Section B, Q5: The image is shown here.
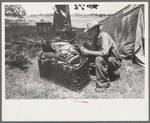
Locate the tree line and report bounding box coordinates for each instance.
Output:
[28,13,111,17]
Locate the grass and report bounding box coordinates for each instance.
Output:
[5,56,145,99]
[5,16,145,99]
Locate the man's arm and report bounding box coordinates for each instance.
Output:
[82,35,109,57]
[85,50,104,56]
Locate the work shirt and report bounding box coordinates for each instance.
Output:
[92,32,121,59]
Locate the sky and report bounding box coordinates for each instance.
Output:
[18,2,131,15]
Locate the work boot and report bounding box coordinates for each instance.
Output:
[95,82,110,92]
[108,71,120,82]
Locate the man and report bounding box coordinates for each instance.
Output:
[81,20,122,92]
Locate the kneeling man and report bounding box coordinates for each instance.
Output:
[81,20,122,92]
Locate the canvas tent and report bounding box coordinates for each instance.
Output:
[99,4,145,67]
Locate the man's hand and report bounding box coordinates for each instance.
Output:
[80,46,104,56]
[80,47,89,55]
[39,39,46,45]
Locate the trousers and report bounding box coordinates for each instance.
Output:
[95,56,121,87]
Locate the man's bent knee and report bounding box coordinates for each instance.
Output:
[95,56,105,65]
[107,57,121,71]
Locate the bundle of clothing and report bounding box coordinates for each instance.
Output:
[41,42,81,64]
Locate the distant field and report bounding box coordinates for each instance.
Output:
[5,15,108,28]
[71,16,107,28]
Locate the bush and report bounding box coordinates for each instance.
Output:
[5,32,35,70]
[5,41,31,70]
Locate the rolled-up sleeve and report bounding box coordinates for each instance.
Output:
[101,36,109,57]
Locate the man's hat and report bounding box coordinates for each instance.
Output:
[84,20,102,32]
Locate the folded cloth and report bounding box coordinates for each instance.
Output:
[41,52,80,64]
[52,42,79,55]
[41,52,66,62]
[41,41,81,64]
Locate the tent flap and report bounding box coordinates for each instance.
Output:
[134,6,145,66]
[99,4,145,66]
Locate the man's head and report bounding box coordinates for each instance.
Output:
[88,26,99,38]
[84,20,103,38]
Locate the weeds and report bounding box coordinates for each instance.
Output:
[5,25,42,70]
